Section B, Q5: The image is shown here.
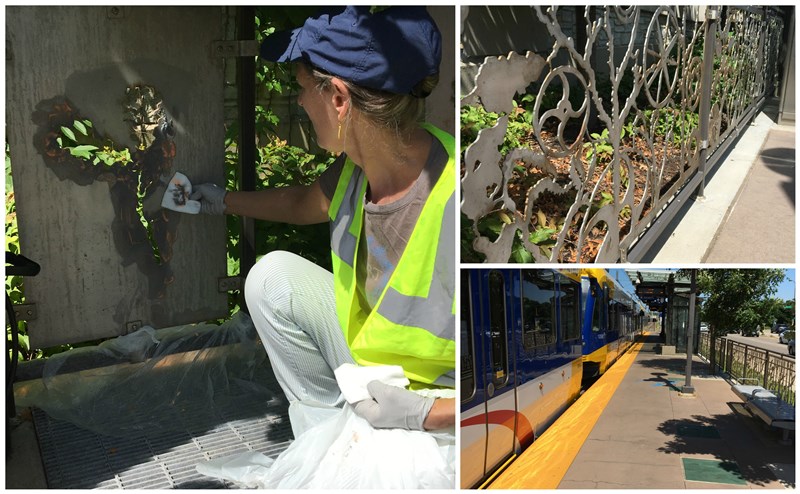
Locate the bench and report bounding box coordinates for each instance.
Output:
[731,380,795,444]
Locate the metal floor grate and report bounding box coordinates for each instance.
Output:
[32,392,294,489]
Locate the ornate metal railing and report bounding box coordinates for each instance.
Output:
[461,6,785,263]
[698,333,795,405]
[698,330,711,357]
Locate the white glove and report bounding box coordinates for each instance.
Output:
[189,183,228,215]
[352,380,435,431]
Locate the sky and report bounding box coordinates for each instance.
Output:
[612,269,796,303]
[611,269,638,297]
[777,270,795,301]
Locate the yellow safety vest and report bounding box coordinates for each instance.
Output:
[327,123,455,388]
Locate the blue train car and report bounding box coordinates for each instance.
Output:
[580,269,643,380]
[460,268,646,488]
[460,269,584,488]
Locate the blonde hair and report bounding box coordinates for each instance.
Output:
[300,62,439,140]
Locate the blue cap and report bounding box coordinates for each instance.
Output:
[260,6,441,96]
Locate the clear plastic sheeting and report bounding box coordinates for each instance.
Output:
[15,312,285,437]
[196,366,457,489]
[197,398,456,489]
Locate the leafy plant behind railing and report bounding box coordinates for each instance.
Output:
[461,97,534,155]
[461,90,568,263]
[58,119,134,166]
[5,146,27,361]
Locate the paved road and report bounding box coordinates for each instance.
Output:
[724,332,793,358]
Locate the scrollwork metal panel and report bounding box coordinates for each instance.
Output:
[461,6,785,263]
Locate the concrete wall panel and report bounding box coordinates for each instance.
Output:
[7,6,229,347]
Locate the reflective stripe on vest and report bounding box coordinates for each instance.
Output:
[376,191,454,340]
[329,162,366,267]
[433,370,456,388]
[328,123,455,387]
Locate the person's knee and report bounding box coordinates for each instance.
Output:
[244,250,297,311]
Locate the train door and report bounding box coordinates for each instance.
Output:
[514,270,560,446]
[460,270,516,488]
[460,270,484,488]
[607,295,620,362]
[581,275,608,379]
[482,270,516,480]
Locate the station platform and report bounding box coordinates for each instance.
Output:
[489,334,795,489]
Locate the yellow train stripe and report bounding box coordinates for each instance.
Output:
[584,345,608,367]
[488,337,645,489]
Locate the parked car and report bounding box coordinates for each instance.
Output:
[780,329,795,344]
[699,322,709,333]
[773,324,789,334]
[741,327,760,337]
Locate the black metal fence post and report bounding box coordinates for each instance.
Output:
[742,345,749,379]
[237,7,257,309]
[710,332,717,374]
[726,339,733,374]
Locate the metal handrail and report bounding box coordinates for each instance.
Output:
[698,332,795,405]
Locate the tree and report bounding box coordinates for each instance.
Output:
[694,269,785,337]
[777,298,795,326]
[759,297,795,328]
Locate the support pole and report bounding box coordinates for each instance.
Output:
[682,269,697,395]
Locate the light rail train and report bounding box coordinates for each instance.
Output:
[460,268,647,488]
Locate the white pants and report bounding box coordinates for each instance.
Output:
[244,251,355,408]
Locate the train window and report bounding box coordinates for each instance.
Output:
[460,271,475,402]
[560,278,581,341]
[488,271,509,387]
[591,283,603,332]
[609,301,618,333]
[621,306,627,334]
[521,271,555,351]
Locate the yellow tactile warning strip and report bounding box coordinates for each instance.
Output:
[488,336,646,489]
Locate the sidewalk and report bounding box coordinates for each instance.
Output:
[559,337,795,489]
[646,104,795,263]
[704,127,795,262]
